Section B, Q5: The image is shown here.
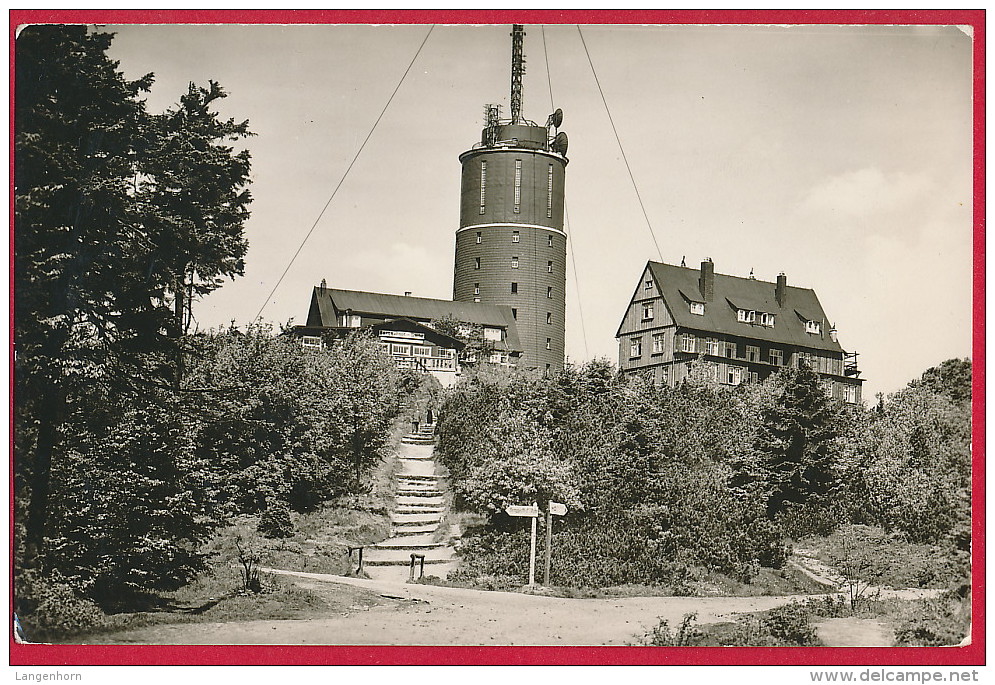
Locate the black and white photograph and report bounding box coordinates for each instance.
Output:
[12,13,979,662]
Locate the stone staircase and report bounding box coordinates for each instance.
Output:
[361,422,458,581]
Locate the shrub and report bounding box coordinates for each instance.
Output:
[893,593,971,646]
[258,498,294,539]
[15,571,104,641]
[637,613,703,646]
[762,602,820,645]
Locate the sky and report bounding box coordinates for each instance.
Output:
[102,21,975,401]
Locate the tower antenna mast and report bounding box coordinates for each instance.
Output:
[510,24,526,124]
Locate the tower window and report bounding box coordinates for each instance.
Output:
[473,297,480,302]
[547,235,553,247]
[511,256,519,269]
[474,283,480,295]
[547,164,554,218]
[514,160,522,212]
[547,261,553,273]
[511,282,518,294]
[476,232,482,244]
[546,312,552,325]
[512,230,520,243]
[547,286,553,298]
[479,161,487,214]
[546,338,551,350]
[474,257,480,270]
[511,308,517,319]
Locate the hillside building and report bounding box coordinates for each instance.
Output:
[617,259,864,403]
[294,284,522,387]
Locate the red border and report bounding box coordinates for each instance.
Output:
[8,8,986,667]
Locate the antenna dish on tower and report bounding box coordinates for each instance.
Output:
[547,108,563,128]
[551,131,569,155]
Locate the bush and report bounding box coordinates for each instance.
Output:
[15,571,104,641]
[258,498,294,539]
[637,613,702,646]
[893,593,971,646]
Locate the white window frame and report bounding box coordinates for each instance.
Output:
[704,339,720,356]
[681,335,697,353]
[746,345,760,362]
[512,230,520,243]
[474,283,480,295]
[547,286,553,299]
[483,327,503,342]
[806,320,822,334]
[475,231,482,244]
[737,309,756,323]
[690,301,705,316]
[630,337,643,358]
[843,384,857,404]
[301,335,322,350]
[547,235,553,247]
[770,348,783,366]
[511,256,519,269]
[642,303,654,320]
[760,312,775,327]
[727,366,743,386]
[479,161,487,214]
[546,164,554,219]
[474,257,480,270]
[652,332,665,354]
[514,159,522,212]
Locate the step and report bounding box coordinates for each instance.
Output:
[393,524,439,536]
[394,506,444,515]
[374,541,446,551]
[396,488,442,498]
[396,475,443,484]
[396,495,443,506]
[391,512,443,524]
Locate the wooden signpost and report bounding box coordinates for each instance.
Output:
[544,500,568,586]
[506,503,540,585]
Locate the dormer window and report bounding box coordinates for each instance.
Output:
[642,303,654,320]
[760,312,775,327]
[690,301,705,316]
[301,335,322,350]
[806,320,822,334]
[737,309,756,323]
[645,279,654,290]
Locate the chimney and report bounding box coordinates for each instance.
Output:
[319,278,327,295]
[404,291,412,297]
[776,272,787,307]
[698,258,714,301]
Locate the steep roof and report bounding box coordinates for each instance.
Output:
[307,287,522,352]
[644,261,846,354]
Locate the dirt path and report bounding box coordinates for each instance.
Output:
[83,569,942,646]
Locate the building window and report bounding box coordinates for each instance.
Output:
[681,335,696,353]
[760,312,775,327]
[690,301,705,315]
[547,260,553,273]
[547,286,553,299]
[770,348,783,366]
[546,338,552,350]
[737,309,756,323]
[473,297,481,302]
[547,235,553,247]
[750,371,759,383]
[547,164,554,218]
[339,314,361,328]
[476,231,482,244]
[843,384,857,404]
[301,335,322,350]
[474,257,480,270]
[630,337,643,358]
[514,159,522,212]
[483,327,502,342]
[645,278,654,290]
[511,256,519,269]
[511,308,517,319]
[705,339,720,356]
[479,161,487,214]
[806,320,822,334]
[511,282,518,294]
[747,345,760,362]
[513,230,520,243]
[642,303,654,320]
[725,342,736,358]
[652,332,665,354]
[727,366,743,386]
[474,283,480,295]
[546,312,552,325]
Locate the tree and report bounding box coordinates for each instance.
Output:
[740,365,842,534]
[15,26,158,551]
[136,81,252,387]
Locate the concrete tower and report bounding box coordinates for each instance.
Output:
[453,25,569,373]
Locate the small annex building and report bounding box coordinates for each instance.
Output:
[294,283,522,387]
[616,259,864,403]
